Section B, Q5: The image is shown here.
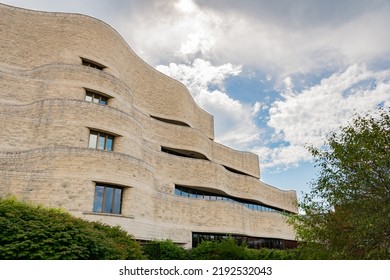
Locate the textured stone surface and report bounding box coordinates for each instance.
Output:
[0,3,297,247]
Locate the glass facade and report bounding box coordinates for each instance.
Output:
[192,232,297,249]
[93,184,122,214]
[175,185,282,213]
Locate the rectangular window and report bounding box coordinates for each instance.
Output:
[85,90,108,105]
[88,130,115,151]
[93,184,123,214]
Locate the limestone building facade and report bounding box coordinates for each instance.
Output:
[0,3,297,248]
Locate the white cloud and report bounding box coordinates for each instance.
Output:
[178,32,216,59]
[252,145,310,171]
[174,0,196,13]
[194,0,390,78]
[251,102,261,116]
[281,76,294,94]
[102,0,390,81]
[172,0,219,60]
[156,58,241,90]
[260,64,390,170]
[156,59,261,148]
[114,0,223,65]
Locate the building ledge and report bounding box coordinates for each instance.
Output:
[82,211,134,219]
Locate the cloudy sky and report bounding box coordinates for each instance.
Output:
[3,0,390,198]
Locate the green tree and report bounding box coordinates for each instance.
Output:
[289,108,390,259]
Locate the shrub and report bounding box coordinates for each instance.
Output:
[0,197,144,259]
[248,248,302,260]
[142,239,189,260]
[190,237,249,260]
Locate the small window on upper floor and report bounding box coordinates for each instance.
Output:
[81,57,106,70]
[88,130,114,151]
[85,89,108,105]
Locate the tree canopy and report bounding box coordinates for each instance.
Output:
[289,108,390,259]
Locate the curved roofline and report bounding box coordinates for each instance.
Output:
[260,180,298,194]
[0,3,214,123]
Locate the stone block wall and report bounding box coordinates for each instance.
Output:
[0,3,297,247]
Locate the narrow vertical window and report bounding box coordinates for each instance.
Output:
[97,133,106,150]
[88,131,98,149]
[93,185,104,213]
[103,187,114,213]
[85,92,93,102]
[113,188,122,214]
[93,95,100,104]
[106,135,113,151]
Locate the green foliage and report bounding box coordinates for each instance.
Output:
[190,237,248,260]
[142,239,189,260]
[0,197,144,260]
[289,108,390,259]
[247,248,302,260]
[189,237,301,260]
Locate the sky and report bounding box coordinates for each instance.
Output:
[3,0,390,200]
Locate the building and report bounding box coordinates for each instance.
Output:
[0,3,297,249]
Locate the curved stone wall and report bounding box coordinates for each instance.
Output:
[0,3,297,247]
